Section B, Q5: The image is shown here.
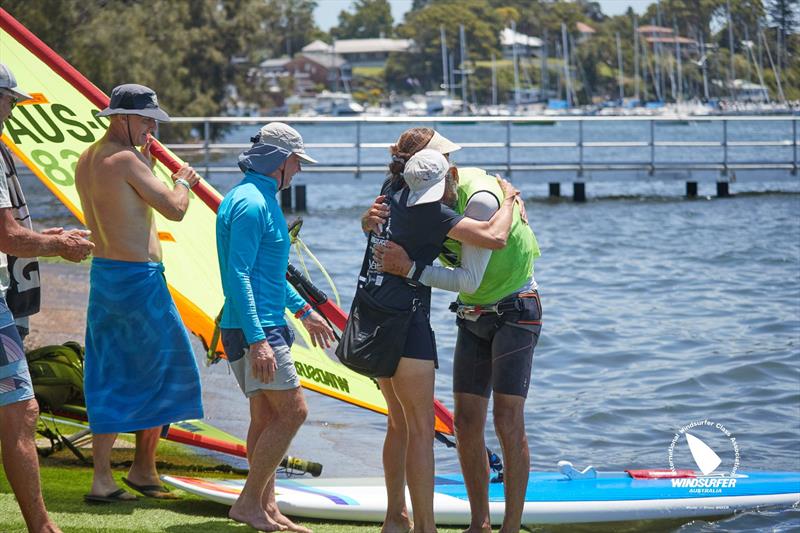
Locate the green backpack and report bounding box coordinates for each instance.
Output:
[25,341,84,411]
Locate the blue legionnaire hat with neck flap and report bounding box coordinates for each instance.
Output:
[97,83,170,121]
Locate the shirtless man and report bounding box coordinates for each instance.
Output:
[75,84,204,503]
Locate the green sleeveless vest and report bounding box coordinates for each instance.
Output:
[439,168,540,305]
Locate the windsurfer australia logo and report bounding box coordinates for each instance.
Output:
[667,419,742,493]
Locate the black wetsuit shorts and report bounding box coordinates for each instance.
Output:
[452,291,542,398]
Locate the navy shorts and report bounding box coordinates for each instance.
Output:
[453,291,542,398]
[401,307,438,367]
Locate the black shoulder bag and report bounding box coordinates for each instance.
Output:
[335,286,418,379]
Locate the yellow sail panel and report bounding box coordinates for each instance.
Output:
[0,23,389,416]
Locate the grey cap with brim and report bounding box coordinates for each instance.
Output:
[404,149,449,207]
[257,122,318,164]
[97,83,170,122]
[0,63,33,102]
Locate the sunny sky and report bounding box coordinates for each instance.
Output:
[313,0,655,32]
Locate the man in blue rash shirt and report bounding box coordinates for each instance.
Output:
[217,122,334,533]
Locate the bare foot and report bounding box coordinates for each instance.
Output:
[382,518,412,533]
[266,504,312,533]
[462,525,492,533]
[229,504,287,532]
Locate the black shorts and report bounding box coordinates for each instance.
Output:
[453,291,542,398]
[401,306,438,367]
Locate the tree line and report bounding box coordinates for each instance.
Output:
[4,0,798,118]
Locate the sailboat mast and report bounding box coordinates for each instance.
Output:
[512,19,521,107]
[674,21,682,102]
[440,25,448,94]
[727,0,736,99]
[700,34,710,101]
[541,29,549,102]
[760,28,786,104]
[459,24,468,114]
[616,32,624,102]
[561,23,572,106]
[634,17,640,102]
[651,20,662,101]
[491,53,497,107]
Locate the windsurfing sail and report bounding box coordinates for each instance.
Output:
[0,8,454,434]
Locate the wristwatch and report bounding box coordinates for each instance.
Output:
[174,178,191,190]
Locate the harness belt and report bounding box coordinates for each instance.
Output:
[449,294,526,320]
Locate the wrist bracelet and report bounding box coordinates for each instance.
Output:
[294,303,312,319]
[300,308,314,321]
[175,178,191,190]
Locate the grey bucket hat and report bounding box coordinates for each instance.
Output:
[0,64,33,102]
[97,84,170,121]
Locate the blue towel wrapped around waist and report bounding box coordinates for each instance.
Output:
[85,258,204,434]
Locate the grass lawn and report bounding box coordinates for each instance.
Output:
[0,437,465,532]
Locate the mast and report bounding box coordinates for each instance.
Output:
[760,28,786,104]
[491,53,497,107]
[440,25,448,95]
[700,33,710,101]
[674,20,682,102]
[616,32,624,102]
[561,23,573,106]
[651,20,662,101]
[459,24,468,114]
[634,17,640,102]
[512,19,521,107]
[541,29,549,102]
[449,52,456,98]
[726,0,736,99]
[746,38,769,102]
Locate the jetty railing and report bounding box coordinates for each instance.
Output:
[161,115,800,204]
[164,115,799,181]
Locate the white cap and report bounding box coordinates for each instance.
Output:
[404,149,449,207]
[258,122,318,164]
[425,131,461,155]
[0,64,32,102]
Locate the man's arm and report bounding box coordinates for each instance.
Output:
[0,208,93,262]
[446,178,519,250]
[376,191,498,293]
[120,148,199,221]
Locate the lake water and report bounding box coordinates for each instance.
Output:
[18,120,800,532]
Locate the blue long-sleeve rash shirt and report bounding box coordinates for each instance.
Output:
[216,170,306,344]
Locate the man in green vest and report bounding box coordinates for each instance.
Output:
[368,130,542,533]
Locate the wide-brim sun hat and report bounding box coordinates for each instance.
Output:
[404,149,449,207]
[0,63,33,102]
[97,83,171,122]
[425,131,461,155]
[257,122,318,164]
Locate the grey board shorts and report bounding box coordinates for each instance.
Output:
[221,325,300,397]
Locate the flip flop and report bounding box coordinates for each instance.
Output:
[121,477,180,499]
[83,488,137,504]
